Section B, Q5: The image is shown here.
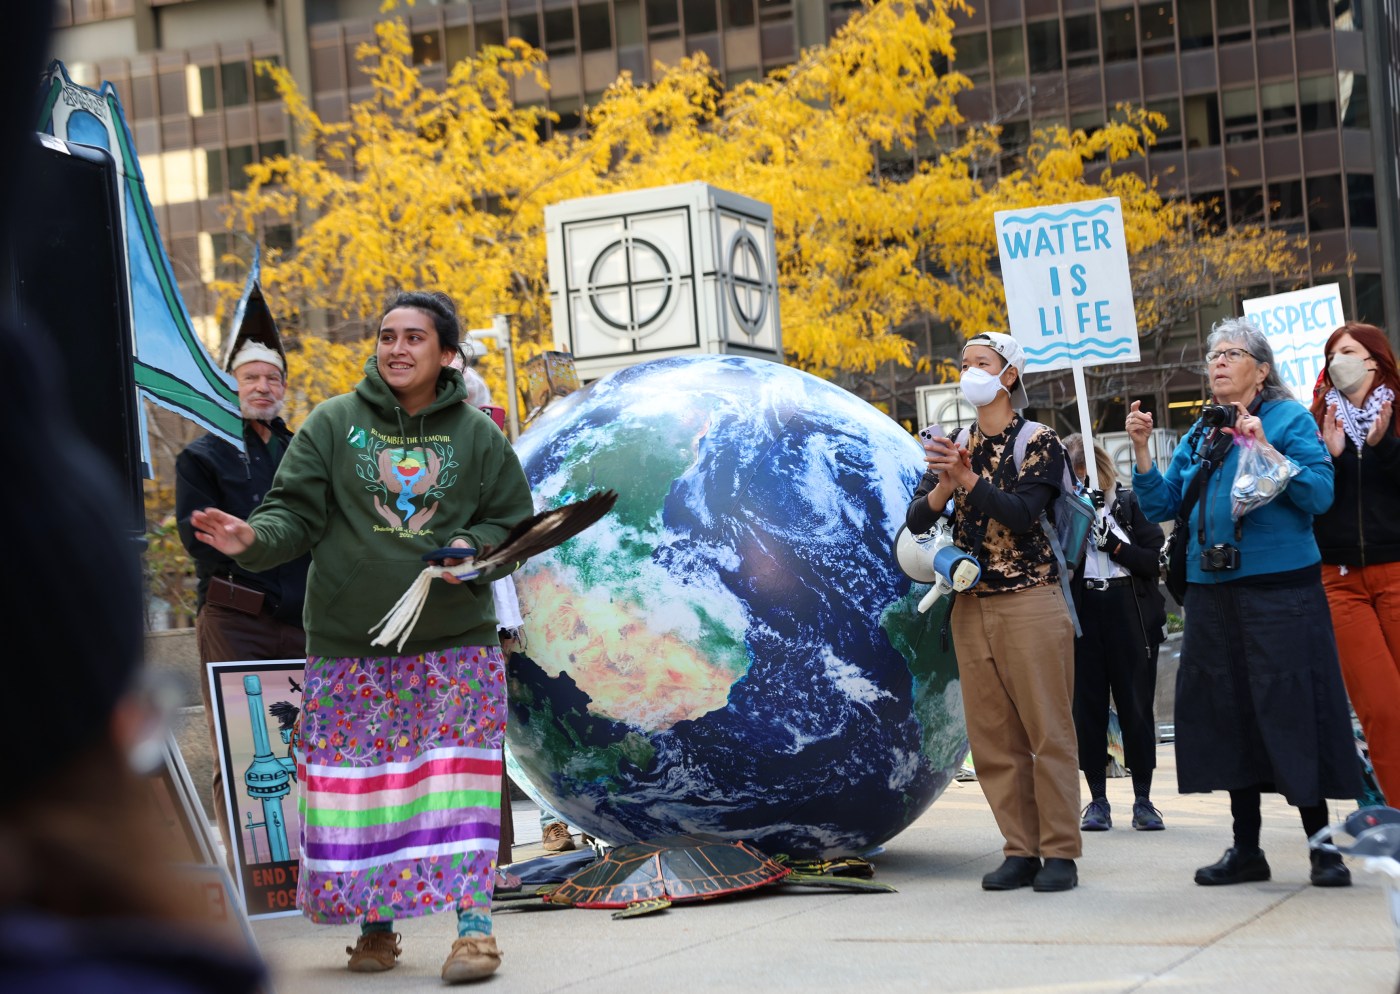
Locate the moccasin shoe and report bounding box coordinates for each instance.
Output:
[1080,798,1111,831]
[441,935,502,984]
[1309,850,1352,888]
[541,822,576,852]
[1131,799,1165,831]
[346,931,401,972]
[1033,858,1078,892]
[1194,846,1271,886]
[981,856,1041,891]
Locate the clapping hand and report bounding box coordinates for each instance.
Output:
[1367,399,1394,447]
[1321,403,1346,457]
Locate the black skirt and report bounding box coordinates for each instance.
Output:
[1174,573,1362,806]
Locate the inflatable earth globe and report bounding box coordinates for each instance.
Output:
[505,354,966,858]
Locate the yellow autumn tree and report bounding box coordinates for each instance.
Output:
[225,0,1303,397]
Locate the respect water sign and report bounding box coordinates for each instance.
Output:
[995,197,1140,373]
[1241,283,1344,403]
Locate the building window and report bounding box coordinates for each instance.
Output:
[205,148,225,195]
[1229,184,1264,225]
[1255,0,1291,35]
[1184,93,1221,146]
[1340,71,1369,129]
[265,224,294,255]
[1193,188,1226,233]
[1295,0,1331,28]
[992,27,1025,77]
[1266,178,1305,231]
[412,30,442,66]
[477,20,506,49]
[1260,79,1297,136]
[1306,173,1345,229]
[1347,173,1376,227]
[1101,7,1137,62]
[579,3,613,50]
[647,0,680,36]
[1178,0,1214,49]
[253,55,282,102]
[1146,98,1183,150]
[1298,74,1338,130]
[1222,86,1258,143]
[686,0,720,35]
[1064,15,1098,67]
[726,0,756,27]
[1026,20,1062,74]
[1139,2,1175,57]
[509,14,542,48]
[1355,273,1384,325]
[543,8,576,55]
[953,31,989,81]
[1217,0,1252,43]
[221,61,250,108]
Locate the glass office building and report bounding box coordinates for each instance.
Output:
[54,0,1397,427]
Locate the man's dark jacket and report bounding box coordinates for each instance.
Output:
[175,418,309,626]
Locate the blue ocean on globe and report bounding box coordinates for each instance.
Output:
[505,354,967,858]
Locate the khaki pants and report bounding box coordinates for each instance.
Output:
[952,584,1081,859]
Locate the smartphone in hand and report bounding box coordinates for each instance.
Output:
[918,424,945,447]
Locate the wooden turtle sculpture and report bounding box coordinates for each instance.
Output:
[496,834,894,919]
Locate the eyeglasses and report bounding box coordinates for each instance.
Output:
[1204,348,1259,365]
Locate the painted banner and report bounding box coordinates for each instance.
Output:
[1241,283,1345,403]
[210,660,306,919]
[995,197,1140,372]
[37,60,243,451]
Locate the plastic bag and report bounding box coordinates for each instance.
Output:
[1231,436,1300,519]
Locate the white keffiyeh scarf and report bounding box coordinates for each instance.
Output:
[1326,384,1395,450]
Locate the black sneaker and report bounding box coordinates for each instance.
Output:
[1033,858,1078,892]
[1309,850,1351,887]
[1131,799,1165,831]
[1080,797,1111,831]
[1194,846,1271,886]
[981,856,1041,891]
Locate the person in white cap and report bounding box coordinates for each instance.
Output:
[905,331,1082,893]
[175,287,310,859]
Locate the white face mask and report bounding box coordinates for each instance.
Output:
[1329,353,1372,395]
[960,366,1006,408]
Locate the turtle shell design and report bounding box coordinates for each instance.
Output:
[546,835,790,909]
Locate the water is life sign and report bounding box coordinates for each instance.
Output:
[995,197,1140,372]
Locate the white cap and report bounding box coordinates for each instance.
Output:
[963,332,1029,409]
[230,341,285,374]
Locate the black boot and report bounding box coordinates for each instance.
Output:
[1309,850,1351,888]
[981,856,1041,891]
[1033,858,1078,892]
[1194,846,1271,886]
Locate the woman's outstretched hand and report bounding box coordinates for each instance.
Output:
[191,507,256,556]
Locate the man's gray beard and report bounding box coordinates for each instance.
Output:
[240,399,285,422]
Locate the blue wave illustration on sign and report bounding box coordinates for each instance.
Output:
[1001,203,1119,226]
[1023,337,1137,364]
[36,60,243,452]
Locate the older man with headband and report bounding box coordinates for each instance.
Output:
[175,287,310,856]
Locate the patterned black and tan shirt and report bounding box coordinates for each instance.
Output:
[909,415,1065,594]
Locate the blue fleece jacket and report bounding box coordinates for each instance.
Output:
[1133,397,1334,584]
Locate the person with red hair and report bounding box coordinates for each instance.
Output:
[1311,322,1400,805]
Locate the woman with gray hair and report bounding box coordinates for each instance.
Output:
[1125,317,1359,888]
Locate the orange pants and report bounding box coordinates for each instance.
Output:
[1323,561,1400,804]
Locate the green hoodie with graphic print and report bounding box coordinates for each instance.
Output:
[236,356,533,659]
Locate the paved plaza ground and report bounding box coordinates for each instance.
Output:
[250,744,1400,994]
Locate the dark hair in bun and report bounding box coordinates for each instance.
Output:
[381,290,461,351]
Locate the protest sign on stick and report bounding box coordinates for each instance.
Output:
[1241,283,1344,403]
[995,196,1140,491]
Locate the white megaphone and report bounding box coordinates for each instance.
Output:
[893,522,982,613]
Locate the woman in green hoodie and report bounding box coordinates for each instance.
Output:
[193,291,533,983]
